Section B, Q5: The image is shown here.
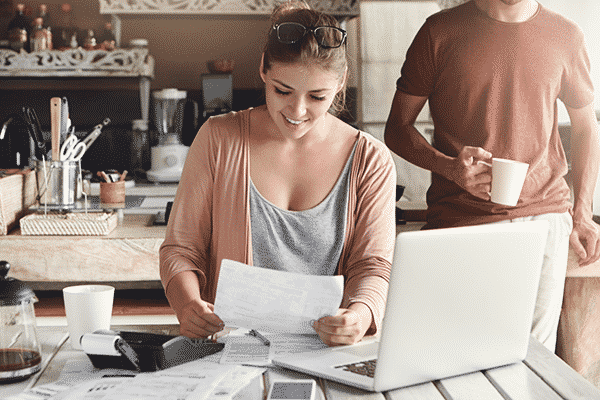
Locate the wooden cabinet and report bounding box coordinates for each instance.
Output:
[0,47,154,122]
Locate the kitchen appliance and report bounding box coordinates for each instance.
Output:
[81,330,224,372]
[0,261,42,383]
[147,89,190,183]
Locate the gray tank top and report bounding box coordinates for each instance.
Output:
[250,142,357,275]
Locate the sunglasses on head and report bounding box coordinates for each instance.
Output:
[272,22,347,49]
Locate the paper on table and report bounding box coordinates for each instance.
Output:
[220,335,271,365]
[49,362,244,400]
[216,328,328,366]
[214,259,344,333]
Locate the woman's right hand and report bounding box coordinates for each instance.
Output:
[177,298,224,339]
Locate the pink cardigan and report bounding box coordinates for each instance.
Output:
[160,108,396,334]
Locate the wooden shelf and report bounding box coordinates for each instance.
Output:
[0,48,153,78]
[0,48,153,121]
[34,289,174,317]
[98,0,359,17]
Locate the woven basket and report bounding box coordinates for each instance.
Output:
[0,169,37,235]
[20,212,118,236]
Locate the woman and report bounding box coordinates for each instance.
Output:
[160,0,396,346]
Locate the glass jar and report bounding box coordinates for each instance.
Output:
[130,119,150,180]
[0,261,42,383]
[30,17,51,52]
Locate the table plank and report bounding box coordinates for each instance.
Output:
[321,379,385,400]
[434,371,504,400]
[524,338,600,400]
[483,362,563,400]
[386,381,446,400]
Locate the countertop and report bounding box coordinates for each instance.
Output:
[1,214,165,288]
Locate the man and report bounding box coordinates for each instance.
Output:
[384,0,600,352]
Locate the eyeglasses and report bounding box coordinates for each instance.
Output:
[272,22,347,49]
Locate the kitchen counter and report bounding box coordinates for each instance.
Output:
[1,199,423,290]
[1,213,166,289]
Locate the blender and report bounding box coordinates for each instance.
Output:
[146,89,189,183]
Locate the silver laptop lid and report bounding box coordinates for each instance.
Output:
[374,220,548,391]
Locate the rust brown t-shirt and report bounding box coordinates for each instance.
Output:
[397,1,594,229]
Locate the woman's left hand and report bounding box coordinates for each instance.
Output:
[312,303,373,346]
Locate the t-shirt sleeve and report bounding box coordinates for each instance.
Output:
[559,31,594,109]
[396,21,436,97]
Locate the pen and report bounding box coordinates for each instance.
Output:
[248,329,270,346]
[98,170,111,183]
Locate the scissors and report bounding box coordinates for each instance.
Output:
[60,133,87,161]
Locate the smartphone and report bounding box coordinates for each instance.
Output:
[266,379,317,400]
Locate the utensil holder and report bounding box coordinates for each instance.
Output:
[100,181,126,206]
[34,159,80,209]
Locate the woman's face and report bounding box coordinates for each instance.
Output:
[260,60,344,141]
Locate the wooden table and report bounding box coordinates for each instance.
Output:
[2,324,599,400]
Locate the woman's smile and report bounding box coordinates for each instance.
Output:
[283,114,306,126]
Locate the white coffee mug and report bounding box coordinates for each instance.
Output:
[63,285,115,350]
[481,158,529,207]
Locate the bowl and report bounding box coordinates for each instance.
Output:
[207,59,235,74]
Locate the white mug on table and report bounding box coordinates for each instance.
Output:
[62,285,115,350]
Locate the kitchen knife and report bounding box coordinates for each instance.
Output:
[50,97,62,161]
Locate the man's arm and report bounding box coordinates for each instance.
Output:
[384,90,492,200]
[566,102,600,266]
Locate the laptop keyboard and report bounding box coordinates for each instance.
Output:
[336,359,377,378]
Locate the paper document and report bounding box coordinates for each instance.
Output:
[216,328,328,366]
[7,357,263,400]
[220,335,271,365]
[214,259,344,333]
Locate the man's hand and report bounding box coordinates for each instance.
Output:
[312,303,372,346]
[177,298,224,339]
[571,216,600,267]
[447,146,493,200]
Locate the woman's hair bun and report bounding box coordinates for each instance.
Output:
[271,0,312,24]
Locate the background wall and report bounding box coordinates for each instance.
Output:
[541,0,600,122]
[0,0,359,90]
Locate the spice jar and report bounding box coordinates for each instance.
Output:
[30,17,52,52]
[83,29,97,50]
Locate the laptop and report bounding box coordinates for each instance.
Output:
[272,220,549,392]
